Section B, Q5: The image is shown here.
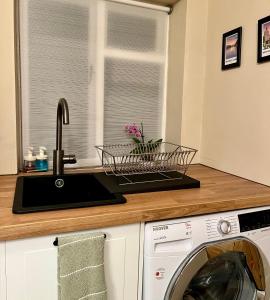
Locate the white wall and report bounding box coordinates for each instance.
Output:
[201,0,270,185]
[180,0,208,163]
[166,0,208,164]
[166,0,187,145]
[0,0,18,174]
[3,0,269,184]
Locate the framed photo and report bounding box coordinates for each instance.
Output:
[257,16,270,63]
[221,27,242,70]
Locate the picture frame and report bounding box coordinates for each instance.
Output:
[257,16,270,63]
[221,27,242,70]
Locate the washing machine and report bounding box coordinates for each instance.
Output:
[143,206,270,300]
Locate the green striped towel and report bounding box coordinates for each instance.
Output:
[57,232,107,300]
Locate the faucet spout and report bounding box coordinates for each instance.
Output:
[56,98,69,151]
[53,98,76,176]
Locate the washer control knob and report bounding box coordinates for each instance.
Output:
[218,220,231,234]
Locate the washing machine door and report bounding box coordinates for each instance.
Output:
[164,239,266,300]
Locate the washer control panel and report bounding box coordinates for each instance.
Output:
[152,221,192,243]
[205,216,239,239]
[238,208,270,232]
[217,220,231,234]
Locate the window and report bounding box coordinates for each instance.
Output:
[19,0,168,167]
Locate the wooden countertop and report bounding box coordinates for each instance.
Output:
[1,165,270,241]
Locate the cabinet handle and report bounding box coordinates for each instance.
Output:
[53,234,107,246]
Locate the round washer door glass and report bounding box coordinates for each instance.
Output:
[165,239,266,300]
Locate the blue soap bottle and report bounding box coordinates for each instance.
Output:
[36,146,48,171]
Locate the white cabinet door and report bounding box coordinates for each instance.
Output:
[6,223,141,300]
[0,242,6,300]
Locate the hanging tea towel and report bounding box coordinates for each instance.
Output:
[57,232,107,300]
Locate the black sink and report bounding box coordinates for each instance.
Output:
[13,173,126,213]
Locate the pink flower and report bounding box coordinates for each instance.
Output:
[125,124,139,135]
[124,122,143,141]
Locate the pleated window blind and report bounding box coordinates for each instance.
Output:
[19,0,168,167]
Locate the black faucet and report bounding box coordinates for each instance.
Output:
[53,98,77,175]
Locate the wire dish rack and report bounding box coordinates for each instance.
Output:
[95,142,197,184]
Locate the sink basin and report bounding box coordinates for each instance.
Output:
[13,173,126,213]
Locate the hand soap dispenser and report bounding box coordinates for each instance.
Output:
[36,146,48,171]
[23,146,36,172]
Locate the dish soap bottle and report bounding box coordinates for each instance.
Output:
[36,146,48,171]
[23,146,36,172]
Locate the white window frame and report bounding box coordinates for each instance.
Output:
[18,0,169,168]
